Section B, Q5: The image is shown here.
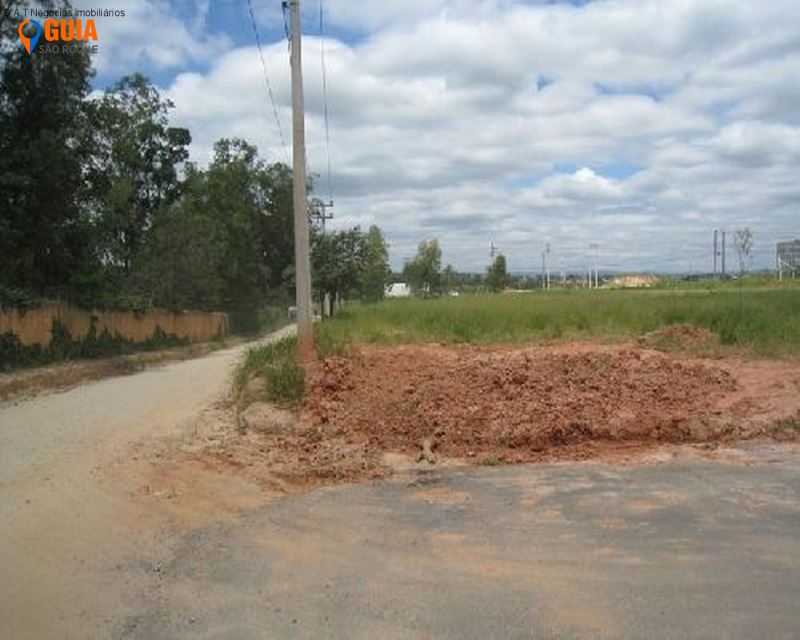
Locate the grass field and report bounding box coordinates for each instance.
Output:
[237,283,800,405]
[316,286,800,359]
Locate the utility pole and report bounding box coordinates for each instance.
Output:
[545,243,551,290]
[713,229,718,278]
[310,197,334,232]
[541,250,546,290]
[721,231,726,278]
[290,0,314,360]
[589,243,599,288]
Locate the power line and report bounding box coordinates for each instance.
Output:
[245,0,290,164]
[319,0,334,203]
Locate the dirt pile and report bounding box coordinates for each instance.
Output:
[304,343,799,464]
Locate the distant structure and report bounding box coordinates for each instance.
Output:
[606,275,662,289]
[777,240,799,279]
[386,282,411,298]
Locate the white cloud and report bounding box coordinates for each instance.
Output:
[72,0,230,77]
[158,0,800,273]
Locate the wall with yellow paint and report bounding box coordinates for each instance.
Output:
[0,302,228,347]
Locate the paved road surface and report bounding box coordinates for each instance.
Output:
[1,329,798,639]
[120,452,800,639]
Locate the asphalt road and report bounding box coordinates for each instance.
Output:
[120,450,800,640]
[1,329,798,639]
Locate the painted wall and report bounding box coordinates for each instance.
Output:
[0,301,228,346]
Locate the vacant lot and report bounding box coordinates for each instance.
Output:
[317,286,800,359]
[209,286,800,488]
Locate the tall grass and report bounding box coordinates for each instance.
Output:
[234,336,305,407]
[316,288,800,359]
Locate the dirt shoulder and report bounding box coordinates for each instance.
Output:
[0,337,253,405]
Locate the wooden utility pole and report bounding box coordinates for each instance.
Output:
[290,0,314,360]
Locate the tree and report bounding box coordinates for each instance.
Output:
[359,225,391,301]
[85,74,190,274]
[486,254,509,292]
[403,239,442,296]
[133,165,227,310]
[0,0,95,293]
[134,139,293,316]
[311,227,365,311]
[734,228,754,277]
[258,162,295,297]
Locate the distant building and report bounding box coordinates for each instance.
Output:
[386,282,411,298]
[777,240,800,273]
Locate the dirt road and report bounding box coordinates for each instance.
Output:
[1,328,799,639]
[0,326,294,639]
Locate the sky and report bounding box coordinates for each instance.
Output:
[74,0,800,274]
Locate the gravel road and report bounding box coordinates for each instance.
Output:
[0,326,293,639]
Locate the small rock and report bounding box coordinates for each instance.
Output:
[242,402,298,434]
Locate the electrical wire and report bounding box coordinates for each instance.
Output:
[245,0,290,165]
[319,0,334,203]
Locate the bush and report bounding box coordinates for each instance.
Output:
[0,285,38,311]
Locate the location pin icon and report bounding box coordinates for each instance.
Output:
[18,19,42,55]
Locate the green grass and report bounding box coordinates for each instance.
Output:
[234,336,305,406]
[316,287,800,359]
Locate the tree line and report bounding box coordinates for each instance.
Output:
[0,1,390,329]
[402,239,509,295]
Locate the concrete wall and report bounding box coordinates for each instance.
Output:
[0,301,228,347]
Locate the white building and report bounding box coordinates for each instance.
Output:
[386,282,411,298]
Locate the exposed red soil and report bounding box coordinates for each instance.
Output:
[302,343,800,465]
[172,342,800,493]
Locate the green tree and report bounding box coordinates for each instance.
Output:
[133,165,227,310]
[486,254,509,292]
[258,162,295,297]
[403,239,442,296]
[206,139,271,313]
[86,74,190,274]
[311,227,365,311]
[134,139,293,317]
[0,0,95,293]
[359,225,391,301]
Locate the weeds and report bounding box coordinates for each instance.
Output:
[234,337,305,407]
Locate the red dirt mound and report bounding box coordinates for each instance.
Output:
[304,343,800,463]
